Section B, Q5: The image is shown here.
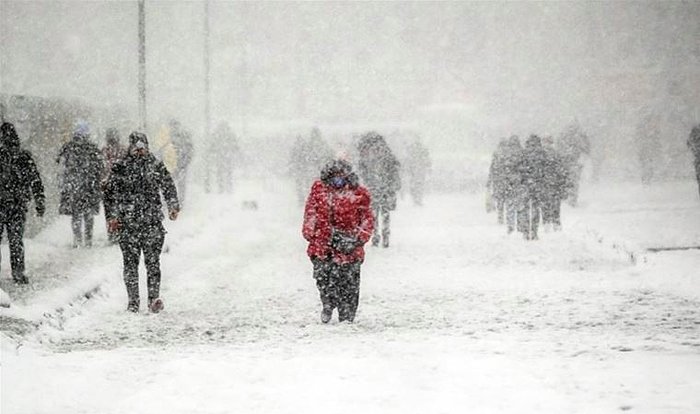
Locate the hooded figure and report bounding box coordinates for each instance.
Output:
[0,122,45,284]
[302,159,374,323]
[517,135,548,240]
[57,122,103,248]
[104,132,180,313]
[357,132,401,247]
[687,124,700,198]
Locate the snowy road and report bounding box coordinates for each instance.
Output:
[2,179,700,413]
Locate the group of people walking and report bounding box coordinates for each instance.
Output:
[1,121,182,314]
[487,134,576,240]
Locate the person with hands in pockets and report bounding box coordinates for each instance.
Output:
[302,159,374,324]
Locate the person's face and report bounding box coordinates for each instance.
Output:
[132,143,148,157]
[330,174,347,188]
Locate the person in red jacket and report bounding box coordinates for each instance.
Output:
[302,159,374,323]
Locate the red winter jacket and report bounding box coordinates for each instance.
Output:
[302,179,374,264]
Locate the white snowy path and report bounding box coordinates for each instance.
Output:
[2,179,700,413]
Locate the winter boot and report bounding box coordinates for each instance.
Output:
[13,274,28,285]
[149,298,164,313]
[321,305,333,324]
[126,301,139,313]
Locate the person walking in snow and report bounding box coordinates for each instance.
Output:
[204,122,240,194]
[101,128,126,244]
[404,136,431,206]
[57,122,103,248]
[0,122,45,284]
[556,123,590,206]
[487,138,508,224]
[302,159,374,323]
[357,132,401,248]
[501,135,525,234]
[517,135,548,240]
[687,124,700,199]
[169,119,194,206]
[541,136,569,231]
[104,132,179,313]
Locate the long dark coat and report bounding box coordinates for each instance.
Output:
[103,152,179,238]
[57,136,103,215]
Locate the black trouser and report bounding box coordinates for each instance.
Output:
[518,196,541,240]
[0,209,26,281]
[71,211,94,247]
[694,161,700,199]
[541,196,562,227]
[119,224,165,307]
[313,259,361,322]
[372,205,391,247]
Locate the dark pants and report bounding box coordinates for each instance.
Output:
[71,212,94,247]
[313,259,361,322]
[0,209,26,281]
[542,196,562,228]
[694,161,700,199]
[518,197,541,240]
[372,205,391,248]
[119,224,165,308]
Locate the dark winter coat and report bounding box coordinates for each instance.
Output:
[303,162,374,265]
[487,141,508,199]
[500,137,524,201]
[357,133,401,210]
[519,136,548,201]
[0,123,45,215]
[57,135,103,215]
[688,125,700,161]
[542,147,569,200]
[103,152,179,236]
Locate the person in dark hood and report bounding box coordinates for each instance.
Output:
[687,124,700,199]
[302,159,374,323]
[517,135,548,240]
[101,128,126,243]
[104,132,180,313]
[57,122,103,248]
[541,136,569,231]
[357,132,401,248]
[0,122,45,284]
[501,135,524,234]
[169,119,194,206]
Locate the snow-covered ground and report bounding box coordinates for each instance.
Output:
[2,178,699,413]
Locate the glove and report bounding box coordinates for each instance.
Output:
[169,209,179,220]
[36,204,45,217]
[107,219,121,233]
[331,229,359,254]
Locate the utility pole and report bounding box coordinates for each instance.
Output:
[138,0,147,131]
[203,0,211,140]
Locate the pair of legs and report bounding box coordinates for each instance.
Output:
[518,197,541,240]
[119,225,165,312]
[71,211,94,248]
[371,204,391,248]
[313,258,361,323]
[0,209,27,283]
[541,196,562,231]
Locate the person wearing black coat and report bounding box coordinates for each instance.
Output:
[517,135,548,240]
[104,132,180,313]
[541,136,569,231]
[357,132,401,248]
[0,122,45,284]
[687,124,700,199]
[57,123,103,248]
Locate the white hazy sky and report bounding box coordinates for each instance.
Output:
[1,1,699,155]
